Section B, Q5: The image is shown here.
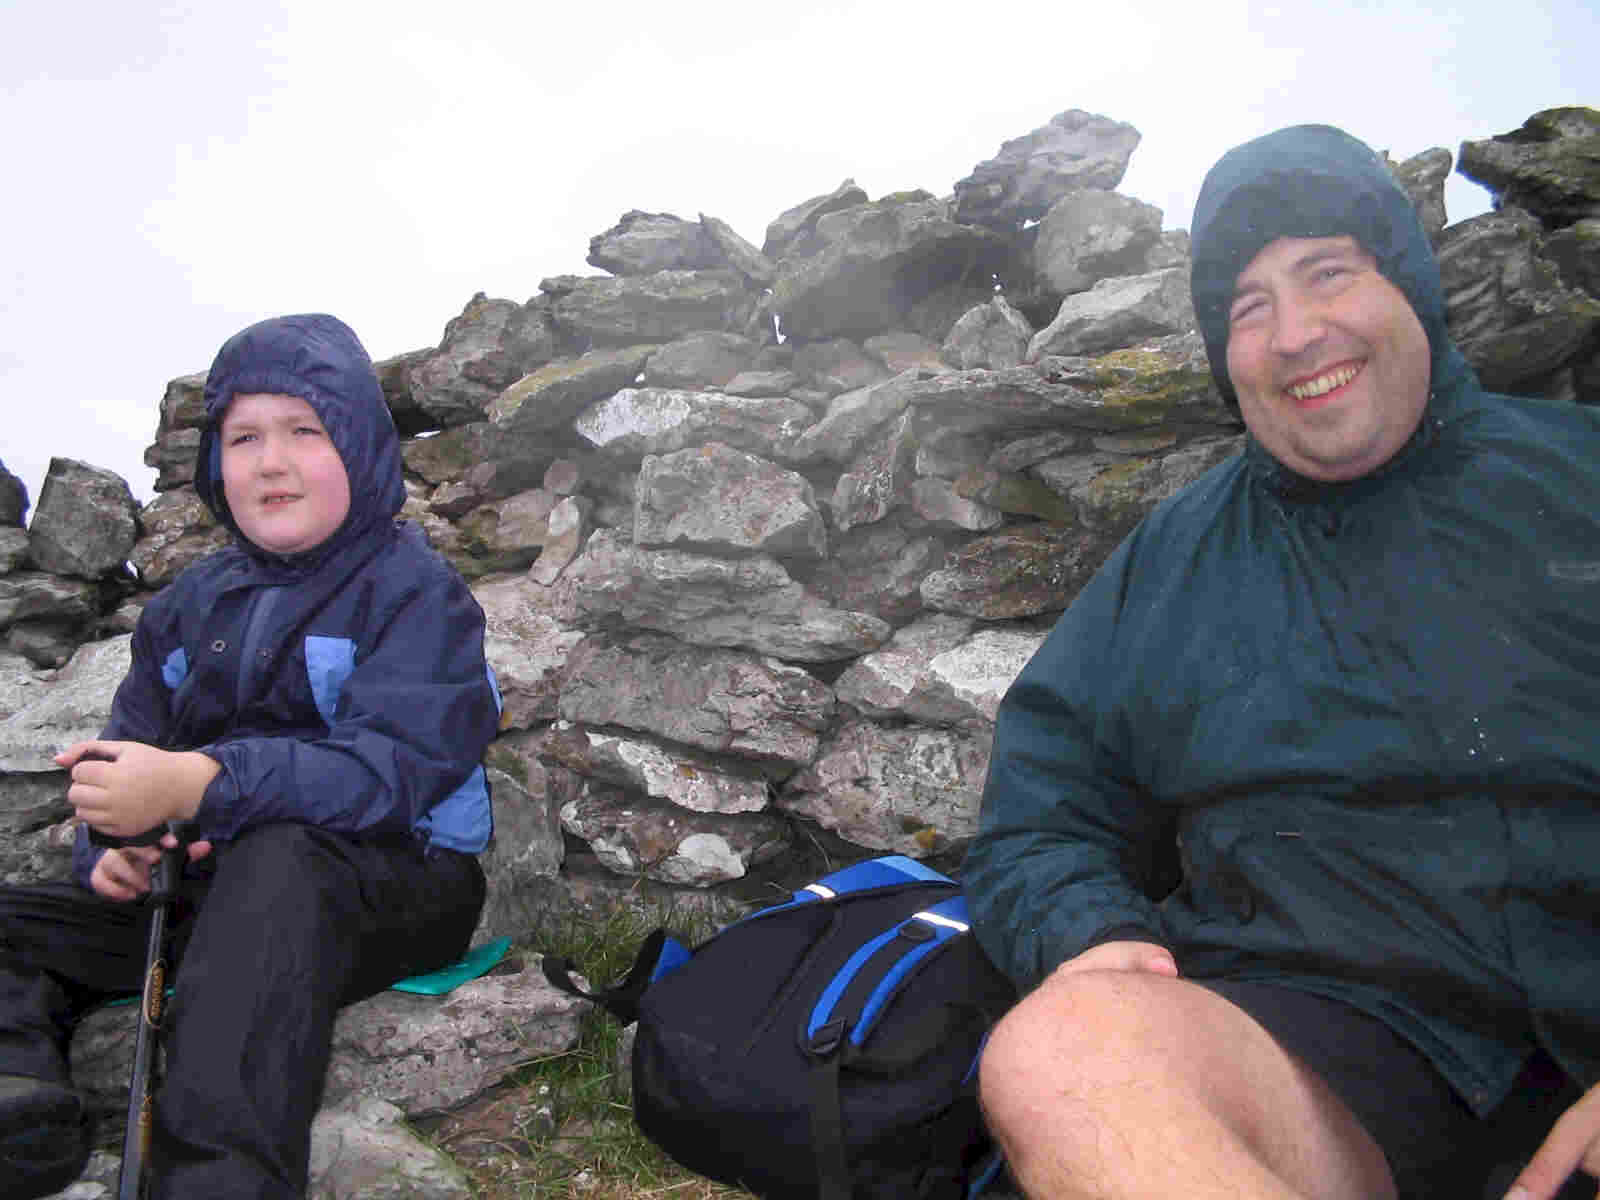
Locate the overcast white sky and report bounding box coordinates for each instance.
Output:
[3,0,1595,514]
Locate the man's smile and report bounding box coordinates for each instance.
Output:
[1285,360,1362,406]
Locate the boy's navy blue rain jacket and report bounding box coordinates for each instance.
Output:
[75,314,499,884]
[964,126,1600,1116]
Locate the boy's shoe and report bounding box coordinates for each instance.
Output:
[0,1074,89,1198]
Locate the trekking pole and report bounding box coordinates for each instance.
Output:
[90,820,188,1200]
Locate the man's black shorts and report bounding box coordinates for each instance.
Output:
[1201,980,1591,1199]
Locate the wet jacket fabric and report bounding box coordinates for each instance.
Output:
[73,314,498,884]
[964,126,1600,1117]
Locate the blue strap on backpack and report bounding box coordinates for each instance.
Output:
[543,856,1018,1199]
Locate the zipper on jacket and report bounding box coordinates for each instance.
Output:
[235,586,285,711]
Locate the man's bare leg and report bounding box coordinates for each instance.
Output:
[979,968,1398,1200]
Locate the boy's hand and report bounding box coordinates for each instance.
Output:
[57,740,219,840]
[88,839,216,902]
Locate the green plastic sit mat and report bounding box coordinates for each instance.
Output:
[388,936,512,995]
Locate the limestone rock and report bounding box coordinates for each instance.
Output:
[129,488,229,589]
[322,958,588,1114]
[953,466,1075,523]
[0,815,76,887]
[453,489,560,576]
[700,213,776,286]
[0,766,67,840]
[641,332,757,390]
[1388,146,1453,243]
[143,373,208,491]
[920,523,1101,619]
[954,109,1142,229]
[786,370,923,466]
[836,614,1045,728]
[541,269,755,347]
[1458,107,1600,227]
[0,648,46,718]
[7,622,81,669]
[542,721,771,814]
[471,572,586,729]
[1036,436,1244,542]
[635,443,827,560]
[1544,218,1600,298]
[763,178,869,260]
[401,422,561,494]
[793,337,891,398]
[1032,190,1164,299]
[0,526,28,574]
[557,631,835,769]
[473,760,565,943]
[788,520,953,627]
[725,368,799,397]
[942,296,1035,370]
[1439,207,1600,391]
[375,347,434,437]
[408,294,561,428]
[1028,268,1195,360]
[559,780,787,886]
[529,496,593,586]
[575,387,813,463]
[587,210,723,276]
[910,478,1005,533]
[779,720,991,857]
[829,411,917,534]
[0,572,100,632]
[308,1095,472,1199]
[28,459,139,580]
[864,331,946,375]
[0,636,129,773]
[489,344,657,436]
[144,426,202,492]
[771,196,1017,340]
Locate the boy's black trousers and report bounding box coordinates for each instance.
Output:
[0,822,485,1199]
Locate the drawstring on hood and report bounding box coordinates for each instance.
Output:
[196,313,405,573]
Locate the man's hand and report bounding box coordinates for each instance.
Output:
[1503,1082,1600,1200]
[57,740,219,839]
[88,837,213,902]
[1053,939,1180,980]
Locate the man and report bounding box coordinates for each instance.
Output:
[965,124,1600,1199]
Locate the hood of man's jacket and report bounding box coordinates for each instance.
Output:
[1189,123,1471,408]
[196,313,405,571]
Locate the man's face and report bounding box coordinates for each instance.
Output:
[220,392,351,555]
[1226,235,1431,482]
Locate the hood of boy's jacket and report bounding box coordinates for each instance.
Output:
[196,313,405,571]
[1189,123,1471,409]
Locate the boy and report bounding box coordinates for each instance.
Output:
[0,313,500,1198]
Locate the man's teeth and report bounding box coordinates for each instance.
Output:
[1287,363,1359,400]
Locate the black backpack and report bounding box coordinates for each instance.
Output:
[544,855,1019,1199]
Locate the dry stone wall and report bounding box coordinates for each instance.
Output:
[4,106,1599,931]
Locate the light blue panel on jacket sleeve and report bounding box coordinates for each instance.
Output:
[418,765,493,852]
[418,665,500,853]
[162,648,189,690]
[304,635,357,724]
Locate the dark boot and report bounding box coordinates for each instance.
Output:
[0,1074,90,1198]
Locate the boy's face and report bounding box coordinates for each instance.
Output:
[220,392,351,555]
[1225,235,1431,482]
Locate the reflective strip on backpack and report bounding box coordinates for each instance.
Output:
[806,894,973,1045]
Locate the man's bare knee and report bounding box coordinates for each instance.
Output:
[979,970,1397,1200]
